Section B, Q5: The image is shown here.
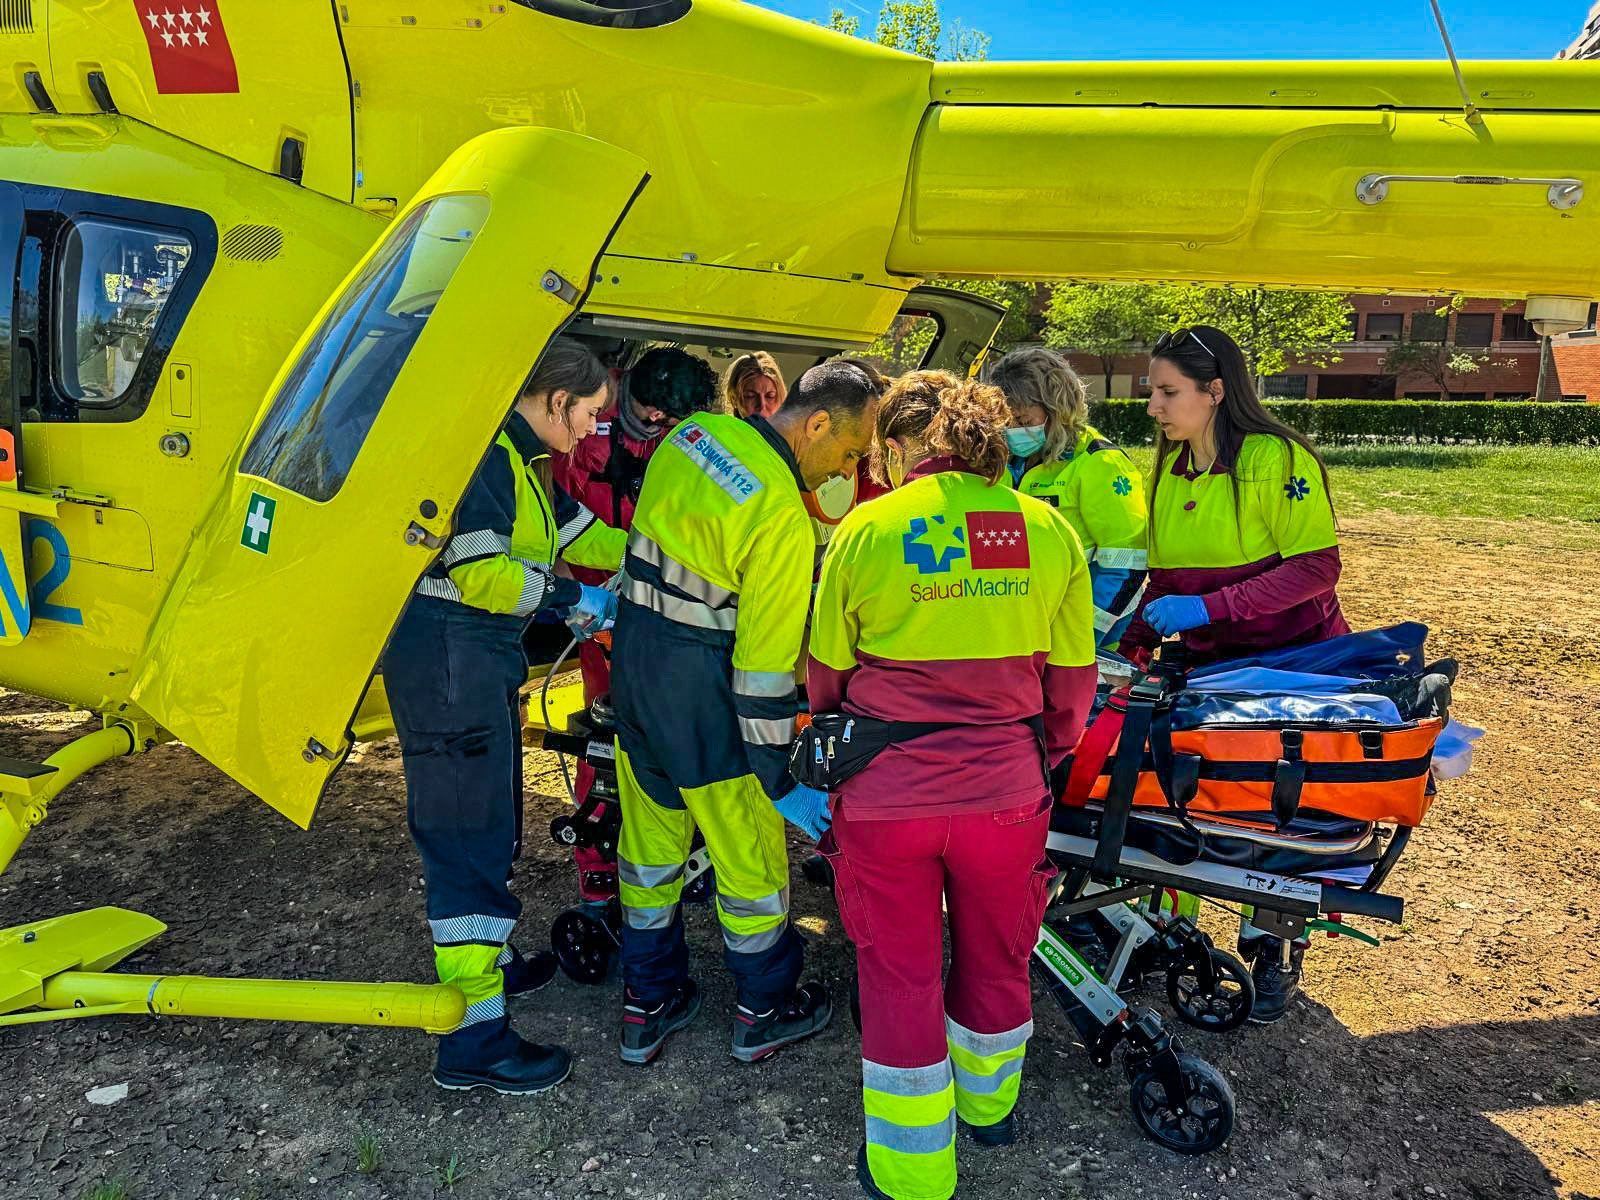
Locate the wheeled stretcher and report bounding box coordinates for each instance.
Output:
[1023,634,1459,1153]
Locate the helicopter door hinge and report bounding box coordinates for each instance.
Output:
[51,487,113,508]
[540,270,580,306]
[404,522,445,550]
[302,738,339,764]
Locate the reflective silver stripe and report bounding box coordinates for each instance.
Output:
[717,888,789,919]
[739,715,792,747]
[627,532,738,607]
[723,922,788,954]
[443,528,512,568]
[456,992,507,1029]
[734,669,797,700]
[865,1113,956,1156]
[429,915,517,945]
[617,858,686,889]
[953,1055,1025,1096]
[515,558,553,617]
[1093,606,1118,634]
[945,1016,1033,1058]
[1093,546,1148,570]
[863,1058,953,1098]
[495,945,513,968]
[623,903,679,931]
[417,575,463,603]
[622,574,737,632]
[557,501,599,551]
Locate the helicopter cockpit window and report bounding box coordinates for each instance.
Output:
[240,193,489,503]
[54,219,192,407]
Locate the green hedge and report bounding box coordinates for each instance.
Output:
[1088,400,1600,446]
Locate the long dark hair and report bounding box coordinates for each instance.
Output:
[1148,324,1333,550]
[520,337,609,495]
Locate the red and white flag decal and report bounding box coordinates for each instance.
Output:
[966,511,1031,571]
[133,2,239,94]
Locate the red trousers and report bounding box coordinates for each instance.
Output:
[572,639,616,901]
[822,795,1056,1069]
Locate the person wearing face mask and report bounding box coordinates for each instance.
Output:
[808,370,1097,1200]
[609,361,880,1067]
[722,350,787,418]
[985,348,1147,653]
[383,339,628,1094]
[551,347,720,906]
[1121,323,1348,1024]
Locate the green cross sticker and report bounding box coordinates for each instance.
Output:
[241,492,276,555]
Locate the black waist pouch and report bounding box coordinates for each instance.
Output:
[787,713,960,790]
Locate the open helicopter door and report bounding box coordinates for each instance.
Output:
[129,129,648,828]
[902,284,1008,378]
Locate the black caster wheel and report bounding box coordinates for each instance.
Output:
[1166,949,1255,1033]
[550,907,618,985]
[1129,1053,1235,1154]
[550,814,579,848]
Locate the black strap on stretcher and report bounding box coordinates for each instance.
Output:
[1091,676,1163,882]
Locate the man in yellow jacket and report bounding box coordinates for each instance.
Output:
[609,361,881,1065]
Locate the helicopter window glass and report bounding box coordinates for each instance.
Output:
[55,219,193,407]
[240,193,489,503]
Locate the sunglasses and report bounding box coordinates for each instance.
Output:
[1154,327,1219,362]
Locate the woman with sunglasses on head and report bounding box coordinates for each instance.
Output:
[1120,323,1348,1024]
[986,347,1148,653]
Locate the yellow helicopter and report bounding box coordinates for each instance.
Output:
[0,0,1595,1035]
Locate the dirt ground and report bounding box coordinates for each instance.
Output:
[2,510,1598,1200]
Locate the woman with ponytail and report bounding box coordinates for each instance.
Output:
[807,370,1097,1200]
[1122,323,1349,1024]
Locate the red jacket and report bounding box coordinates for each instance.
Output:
[551,406,667,585]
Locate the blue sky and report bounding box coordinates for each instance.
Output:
[755,0,1587,60]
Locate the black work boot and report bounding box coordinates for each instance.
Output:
[432,1021,572,1095]
[960,1110,1019,1148]
[857,1144,894,1200]
[619,981,701,1065]
[501,945,559,997]
[1247,937,1306,1024]
[731,980,833,1063]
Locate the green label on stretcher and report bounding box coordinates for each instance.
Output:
[1035,931,1087,986]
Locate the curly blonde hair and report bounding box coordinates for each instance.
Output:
[871,370,1012,486]
[983,346,1089,468]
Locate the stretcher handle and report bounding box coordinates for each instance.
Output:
[1318,883,1403,924]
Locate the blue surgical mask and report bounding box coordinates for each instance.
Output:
[1005,425,1047,458]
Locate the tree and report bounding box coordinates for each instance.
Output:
[1043,284,1175,397]
[1163,286,1354,385]
[1382,340,1517,399]
[820,7,860,36]
[875,0,942,58]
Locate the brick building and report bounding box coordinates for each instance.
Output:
[1550,331,1600,401]
[1057,296,1600,402]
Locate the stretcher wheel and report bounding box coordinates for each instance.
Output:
[1129,1053,1235,1155]
[550,814,580,847]
[551,906,619,985]
[1165,949,1255,1033]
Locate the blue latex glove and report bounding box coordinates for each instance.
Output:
[1143,594,1212,637]
[567,583,618,640]
[774,785,833,841]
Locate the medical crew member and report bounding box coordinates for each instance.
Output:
[552,348,720,903]
[1120,323,1348,1024]
[722,350,787,418]
[809,371,1097,1200]
[384,339,626,1094]
[987,347,1147,652]
[610,362,880,1065]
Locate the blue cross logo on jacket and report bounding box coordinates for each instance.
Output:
[1284,476,1311,502]
[902,515,967,574]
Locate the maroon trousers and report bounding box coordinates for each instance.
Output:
[822,796,1056,1069]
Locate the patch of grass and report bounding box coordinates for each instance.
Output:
[355,1131,382,1175]
[1131,443,1600,525]
[83,1180,129,1200]
[435,1153,471,1193]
